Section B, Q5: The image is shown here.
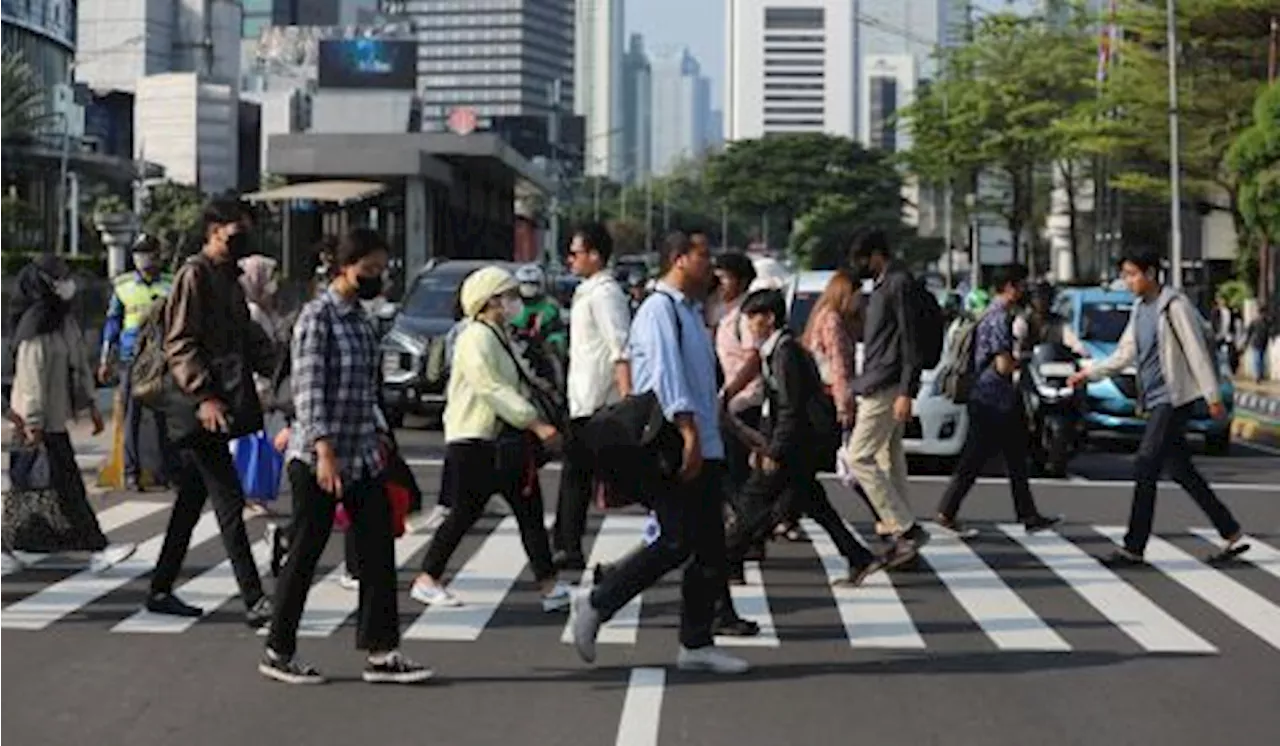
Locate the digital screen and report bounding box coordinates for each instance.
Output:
[317,39,416,90]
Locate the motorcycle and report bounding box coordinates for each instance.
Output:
[1020,342,1087,477]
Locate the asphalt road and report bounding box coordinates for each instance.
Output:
[3,426,1280,746]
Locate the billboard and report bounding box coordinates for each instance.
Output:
[317,38,415,90]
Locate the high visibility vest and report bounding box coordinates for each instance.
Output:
[115,272,173,331]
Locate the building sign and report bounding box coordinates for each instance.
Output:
[317,38,415,90]
[2,0,76,48]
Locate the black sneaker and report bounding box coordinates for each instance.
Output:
[935,514,979,539]
[1023,514,1064,534]
[146,592,202,618]
[245,596,273,629]
[553,550,587,571]
[714,616,761,637]
[258,649,325,685]
[363,651,434,684]
[1102,547,1147,568]
[835,557,886,588]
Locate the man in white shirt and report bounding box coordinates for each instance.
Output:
[553,223,633,569]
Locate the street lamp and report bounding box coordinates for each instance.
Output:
[1165,0,1184,288]
[965,192,980,290]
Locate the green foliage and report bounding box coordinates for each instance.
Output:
[2,194,40,247]
[1,50,52,142]
[92,194,129,217]
[605,218,647,256]
[1216,278,1254,309]
[1227,81,1280,254]
[140,181,205,260]
[2,252,105,277]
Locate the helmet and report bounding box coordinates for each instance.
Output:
[515,264,544,299]
[965,287,990,313]
[625,269,646,289]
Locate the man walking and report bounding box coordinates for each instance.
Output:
[145,198,276,626]
[844,229,930,566]
[553,222,632,570]
[935,265,1062,535]
[1068,250,1246,564]
[569,232,749,675]
[99,235,174,490]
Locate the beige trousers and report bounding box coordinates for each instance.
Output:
[844,389,915,533]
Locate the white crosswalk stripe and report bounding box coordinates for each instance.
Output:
[4,501,1280,660]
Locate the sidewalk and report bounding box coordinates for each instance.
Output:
[1231,377,1280,448]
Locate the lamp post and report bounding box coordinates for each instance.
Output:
[966,192,980,290]
[1165,0,1184,288]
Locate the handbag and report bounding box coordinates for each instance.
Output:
[2,444,70,552]
[479,323,567,470]
[229,430,283,502]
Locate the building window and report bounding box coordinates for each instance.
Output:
[868,77,898,152]
[763,8,824,30]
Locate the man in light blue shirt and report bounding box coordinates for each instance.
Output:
[569,231,749,676]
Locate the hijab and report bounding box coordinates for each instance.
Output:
[237,254,279,307]
[10,254,72,346]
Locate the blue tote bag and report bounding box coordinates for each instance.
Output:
[229,430,283,502]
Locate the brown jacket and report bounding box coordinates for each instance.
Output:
[163,252,275,402]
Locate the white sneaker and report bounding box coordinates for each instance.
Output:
[89,543,136,574]
[569,589,601,664]
[410,582,461,607]
[338,571,360,591]
[540,581,572,612]
[676,645,750,675]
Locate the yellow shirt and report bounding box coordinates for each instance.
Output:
[442,320,538,442]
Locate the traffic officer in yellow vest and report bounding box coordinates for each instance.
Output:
[98,236,174,491]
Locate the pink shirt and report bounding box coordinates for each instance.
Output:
[804,306,856,417]
[715,297,763,411]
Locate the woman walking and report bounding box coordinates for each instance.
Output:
[4,255,135,572]
[409,266,570,611]
[237,254,286,518]
[259,229,431,685]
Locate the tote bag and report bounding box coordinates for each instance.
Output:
[229,430,283,502]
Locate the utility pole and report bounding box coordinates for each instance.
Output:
[720,202,729,250]
[1165,0,1184,288]
[644,178,653,250]
[547,78,563,262]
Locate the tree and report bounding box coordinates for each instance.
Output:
[605,218,647,256]
[705,133,902,246]
[789,194,908,270]
[1,51,51,143]
[141,181,205,262]
[1227,81,1280,284]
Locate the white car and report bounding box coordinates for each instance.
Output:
[784,270,968,459]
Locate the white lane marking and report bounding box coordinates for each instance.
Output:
[265,531,434,639]
[404,516,532,641]
[615,667,665,746]
[1189,530,1280,583]
[919,524,1071,651]
[801,518,924,649]
[2,513,221,630]
[562,514,649,646]
[1237,440,1280,457]
[3,501,168,574]
[112,538,273,633]
[1000,525,1216,653]
[398,458,1280,493]
[716,561,780,648]
[1095,526,1280,651]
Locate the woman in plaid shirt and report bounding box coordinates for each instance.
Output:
[258,229,431,686]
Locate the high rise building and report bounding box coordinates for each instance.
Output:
[650,47,710,176]
[573,0,623,179]
[621,33,652,183]
[242,0,380,39]
[388,0,575,127]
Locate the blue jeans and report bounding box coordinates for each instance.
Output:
[1253,347,1267,382]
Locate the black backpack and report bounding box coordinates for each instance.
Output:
[578,390,684,508]
[907,278,945,370]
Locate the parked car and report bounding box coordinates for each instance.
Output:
[784,270,968,459]
[381,259,513,427]
[1055,286,1234,454]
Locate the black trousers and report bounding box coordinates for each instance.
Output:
[553,418,593,559]
[420,440,556,582]
[722,406,761,497]
[590,461,727,650]
[1125,403,1240,555]
[267,460,400,657]
[936,403,1040,521]
[149,434,263,607]
[728,459,875,567]
[120,363,174,483]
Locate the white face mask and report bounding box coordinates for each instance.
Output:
[265,278,279,297]
[53,278,76,301]
[501,296,524,323]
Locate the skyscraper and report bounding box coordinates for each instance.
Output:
[621,33,652,183]
[650,47,711,176]
[574,0,624,179]
[392,0,575,127]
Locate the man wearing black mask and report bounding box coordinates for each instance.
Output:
[144,198,277,627]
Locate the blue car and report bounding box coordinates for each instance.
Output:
[1055,287,1234,455]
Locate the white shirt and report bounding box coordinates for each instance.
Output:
[567,271,632,418]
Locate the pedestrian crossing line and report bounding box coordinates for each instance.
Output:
[111,537,274,634]
[1000,525,1217,654]
[717,562,780,648]
[561,514,649,646]
[2,501,169,575]
[1188,531,1280,583]
[802,519,925,649]
[1,513,222,631]
[404,516,534,641]
[263,530,436,639]
[919,524,1072,652]
[1094,527,1280,651]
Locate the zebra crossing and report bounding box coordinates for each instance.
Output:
[3,501,1279,659]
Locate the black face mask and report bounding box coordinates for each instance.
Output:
[356,274,383,301]
[227,231,251,259]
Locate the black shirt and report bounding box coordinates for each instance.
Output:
[853,262,922,398]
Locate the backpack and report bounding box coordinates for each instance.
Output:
[935,315,983,404]
[799,346,841,471]
[907,278,945,370]
[128,300,170,408]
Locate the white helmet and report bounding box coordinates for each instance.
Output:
[515,264,544,298]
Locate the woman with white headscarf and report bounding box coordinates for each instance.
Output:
[235,255,286,518]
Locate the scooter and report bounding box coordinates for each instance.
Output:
[1021,342,1087,477]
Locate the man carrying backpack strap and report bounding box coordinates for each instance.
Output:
[845,229,931,568]
[1068,249,1245,566]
